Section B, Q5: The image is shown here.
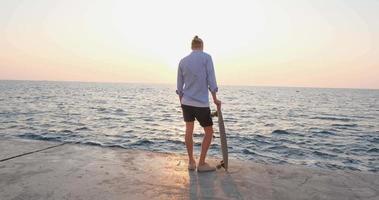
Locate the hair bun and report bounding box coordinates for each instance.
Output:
[191,35,203,48]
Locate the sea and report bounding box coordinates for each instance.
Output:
[0,80,378,172]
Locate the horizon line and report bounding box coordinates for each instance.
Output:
[0,79,378,90]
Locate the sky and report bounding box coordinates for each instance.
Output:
[0,0,378,89]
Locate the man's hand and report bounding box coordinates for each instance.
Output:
[211,91,221,110]
[179,95,183,104]
[214,99,221,110]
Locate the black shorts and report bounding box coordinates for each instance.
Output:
[181,104,213,127]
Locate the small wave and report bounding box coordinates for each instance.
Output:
[311,116,352,122]
[352,115,375,119]
[113,109,126,116]
[254,134,270,139]
[98,117,116,120]
[350,148,367,152]
[368,137,379,144]
[103,143,127,148]
[249,138,271,145]
[130,139,154,146]
[60,129,73,134]
[312,130,336,136]
[367,148,379,153]
[266,145,288,151]
[166,139,185,145]
[369,168,378,173]
[143,118,154,122]
[7,125,18,129]
[79,140,130,148]
[265,145,288,153]
[62,121,85,126]
[18,133,63,142]
[194,142,202,146]
[192,133,204,137]
[312,151,337,158]
[75,127,92,131]
[209,143,220,150]
[242,149,257,155]
[286,148,305,157]
[96,107,107,112]
[277,138,298,144]
[124,130,134,133]
[319,130,335,135]
[82,141,103,147]
[331,148,344,154]
[272,130,290,135]
[104,134,124,138]
[343,159,361,165]
[331,124,358,128]
[223,118,238,123]
[115,108,124,112]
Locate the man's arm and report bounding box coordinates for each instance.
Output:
[176,64,184,104]
[206,56,221,109]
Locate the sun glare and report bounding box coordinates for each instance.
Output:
[0,0,378,88]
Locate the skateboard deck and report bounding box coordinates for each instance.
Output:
[212,108,228,171]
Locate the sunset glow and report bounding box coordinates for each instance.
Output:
[1,0,378,88]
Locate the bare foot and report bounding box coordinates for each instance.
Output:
[197,162,216,172]
[188,159,196,170]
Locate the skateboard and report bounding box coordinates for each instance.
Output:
[211,107,228,171]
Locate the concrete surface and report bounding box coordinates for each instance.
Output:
[0,139,378,200]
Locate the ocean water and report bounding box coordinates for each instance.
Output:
[0,80,378,172]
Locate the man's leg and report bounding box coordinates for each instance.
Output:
[185,122,195,164]
[199,126,213,165]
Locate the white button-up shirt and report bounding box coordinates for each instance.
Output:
[176,50,218,107]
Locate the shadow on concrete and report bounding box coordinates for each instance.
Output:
[219,173,244,199]
[188,171,243,200]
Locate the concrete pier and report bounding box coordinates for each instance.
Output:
[0,138,378,200]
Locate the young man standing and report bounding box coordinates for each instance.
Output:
[176,36,221,172]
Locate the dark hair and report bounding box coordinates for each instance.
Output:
[191,35,203,48]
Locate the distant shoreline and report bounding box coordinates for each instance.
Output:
[1,79,378,90]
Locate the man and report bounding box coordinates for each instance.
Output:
[176,35,221,172]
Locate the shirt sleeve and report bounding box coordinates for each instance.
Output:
[176,64,184,96]
[206,55,218,93]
